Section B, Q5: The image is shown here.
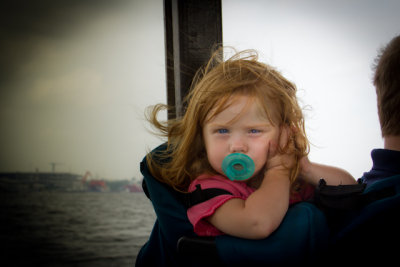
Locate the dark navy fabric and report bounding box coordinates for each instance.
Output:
[136,144,330,266]
[135,153,196,267]
[361,149,400,185]
[216,202,329,266]
[328,174,400,265]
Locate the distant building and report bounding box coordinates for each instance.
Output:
[123,184,143,193]
[0,172,85,192]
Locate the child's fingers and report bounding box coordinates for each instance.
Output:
[267,139,278,159]
[268,126,292,158]
[266,140,282,170]
[266,126,296,170]
[279,126,289,147]
[279,125,294,149]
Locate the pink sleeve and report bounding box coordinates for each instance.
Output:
[186,176,251,236]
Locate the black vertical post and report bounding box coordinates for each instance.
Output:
[164,0,222,119]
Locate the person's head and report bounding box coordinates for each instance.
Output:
[373,35,400,137]
[202,94,281,183]
[147,49,308,191]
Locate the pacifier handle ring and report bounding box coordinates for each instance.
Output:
[222,153,255,181]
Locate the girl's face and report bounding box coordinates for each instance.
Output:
[203,95,280,181]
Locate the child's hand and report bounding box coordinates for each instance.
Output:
[266,126,295,172]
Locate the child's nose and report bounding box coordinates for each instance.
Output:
[230,136,247,153]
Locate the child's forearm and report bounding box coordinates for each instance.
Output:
[253,168,290,225]
[300,158,356,185]
[207,168,290,239]
[237,168,290,238]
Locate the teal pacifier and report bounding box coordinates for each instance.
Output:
[222,153,255,181]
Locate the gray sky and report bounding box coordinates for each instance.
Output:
[1,0,399,181]
[223,0,400,179]
[0,0,166,180]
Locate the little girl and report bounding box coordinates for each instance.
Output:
[146,49,355,239]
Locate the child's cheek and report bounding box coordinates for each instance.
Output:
[207,153,224,174]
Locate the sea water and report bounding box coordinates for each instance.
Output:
[0,191,156,267]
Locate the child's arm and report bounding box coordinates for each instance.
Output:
[207,141,292,240]
[207,166,290,239]
[299,157,357,185]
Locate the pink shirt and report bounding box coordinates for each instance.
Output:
[187,174,255,236]
[186,174,315,236]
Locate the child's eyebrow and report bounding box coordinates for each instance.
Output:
[207,122,272,128]
[246,123,272,128]
[206,123,229,128]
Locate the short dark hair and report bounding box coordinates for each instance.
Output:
[373,35,400,136]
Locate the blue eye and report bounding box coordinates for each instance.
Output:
[218,128,229,134]
[249,129,260,134]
